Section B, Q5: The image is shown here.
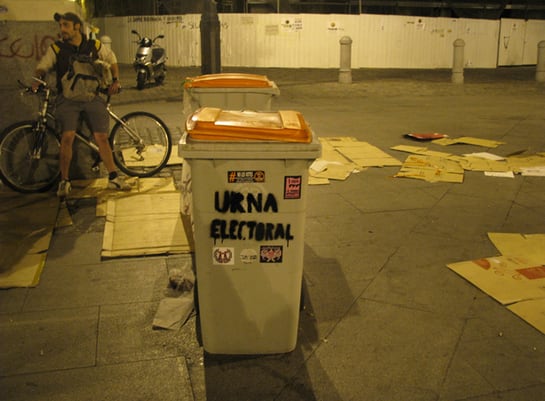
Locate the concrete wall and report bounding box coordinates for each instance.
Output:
[0,0,82,131]
[0,0,80,21]
[0,21,60,131]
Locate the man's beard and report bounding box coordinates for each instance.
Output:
[62,32,75,42]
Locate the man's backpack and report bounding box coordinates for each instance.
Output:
[52,40,112,102]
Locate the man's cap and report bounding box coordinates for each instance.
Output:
[54,12,83,25]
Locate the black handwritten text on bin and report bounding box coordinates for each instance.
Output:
[210,191,293,245]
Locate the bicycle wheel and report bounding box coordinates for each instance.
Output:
[110,111,172,177]
[0,121,60,193]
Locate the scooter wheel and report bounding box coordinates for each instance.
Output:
[136,72,146,90]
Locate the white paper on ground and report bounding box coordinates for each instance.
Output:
[484,171,514,178]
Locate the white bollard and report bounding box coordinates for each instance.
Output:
[452,39,465,84]
[536,41,545,82]
[339,36,352,84]
[100,35,112,50]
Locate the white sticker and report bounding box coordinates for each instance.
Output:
[240,248,258,264]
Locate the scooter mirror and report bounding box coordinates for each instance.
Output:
[131,30,138,35]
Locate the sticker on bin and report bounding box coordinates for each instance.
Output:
[284,176,302,199]
[183,73,275,88]
[228,170,265,183]
[240,248,258,264]
[213,247,235,265]
[260,246,283,263]
[186,107,312,143]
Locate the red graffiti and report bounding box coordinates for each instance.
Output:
[0,34,56,60]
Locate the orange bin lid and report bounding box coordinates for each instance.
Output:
[186,107,312,143]
[183,73,274,88]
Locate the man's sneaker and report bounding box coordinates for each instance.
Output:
[108,176,131,191]
[57,180,71,198]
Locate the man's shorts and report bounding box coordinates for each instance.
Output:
[55,95,109,133]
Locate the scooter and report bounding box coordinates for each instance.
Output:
[131,30,167,90]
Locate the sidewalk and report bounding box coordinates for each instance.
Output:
[1,65,545,401]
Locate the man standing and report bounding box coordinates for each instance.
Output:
[33,12,130,197]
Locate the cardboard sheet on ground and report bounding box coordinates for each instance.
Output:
[487,232,545,263]
[319,138,356,164]
[308,176,330,185]
[432,136,505,148]
[520,167,545,176]
[447,255,545,305]
[68,177,139,199]
[309,137,401,184]
[508,299,545,335]
[0,192,59,288]
[102,192,191,257]
[310,160,353,181]
[324,136,401,168]
[456,156,510,172]
[463,152,505,161]
[394,154,464,183]
[447,232,545,335]
[392,144,545,180]
[333,142,401,168]
[507,154,545,174]
[120,145,184,168]
[167,145,184,165]
[308,138,356,183]
[391,144,452,158]
[95,177,178,216]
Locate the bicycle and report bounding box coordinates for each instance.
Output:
[0,78,172,193]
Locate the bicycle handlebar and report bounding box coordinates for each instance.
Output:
[18,79,46,95]
[99,86,122,104]
[32,76,47,86]
[18,79,120,101]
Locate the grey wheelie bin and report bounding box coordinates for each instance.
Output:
[182,73,280,116]
[180,73,280,242]
[179,107,321,354]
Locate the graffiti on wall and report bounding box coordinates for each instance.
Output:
[0,34,57,60]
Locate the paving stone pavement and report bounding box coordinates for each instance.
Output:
[1,64,545,401]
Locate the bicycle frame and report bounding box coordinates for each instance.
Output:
[25,84,54,161]
[26,79,98,157]
[105,103,146,151]
[1,79,172,193]
[35,88,146,159]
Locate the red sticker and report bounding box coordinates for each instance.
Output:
[284,176,302,199]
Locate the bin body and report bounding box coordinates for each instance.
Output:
[181,74,280,245]
[182,73,280,116]
[180,73,280,231]
[179,109,320,354]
